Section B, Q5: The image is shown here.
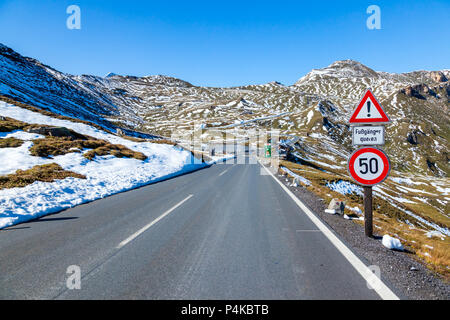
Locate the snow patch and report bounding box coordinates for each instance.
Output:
[326,180,362,195]
[382,235,404,251]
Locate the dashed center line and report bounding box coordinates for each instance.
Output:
[219,169,229,176]
[117,194,193,249]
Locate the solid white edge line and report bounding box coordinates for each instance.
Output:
[259,161,399,300]
[117,194,194,249]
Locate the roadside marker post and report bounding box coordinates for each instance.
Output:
[348,89,391,237]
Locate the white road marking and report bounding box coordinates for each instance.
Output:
[219,169,229,176]
[259,162,399,300]
[117,194,193,249]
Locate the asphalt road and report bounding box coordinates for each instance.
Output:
[0,157,390,299]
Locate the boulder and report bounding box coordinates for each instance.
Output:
[326,198,346,215]
[27,126,86,140]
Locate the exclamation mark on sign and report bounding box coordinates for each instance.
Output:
[367,100,371,118]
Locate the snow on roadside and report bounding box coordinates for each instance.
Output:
[0,103,228,229]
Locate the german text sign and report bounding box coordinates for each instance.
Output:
[352,126,385,146]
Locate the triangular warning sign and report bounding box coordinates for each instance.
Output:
[349,89,390,123]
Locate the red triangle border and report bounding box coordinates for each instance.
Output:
[349,89,390,123]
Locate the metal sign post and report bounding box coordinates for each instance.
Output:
[364,186,373,237]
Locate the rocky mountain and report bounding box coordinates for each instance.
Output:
[1,44,448,177]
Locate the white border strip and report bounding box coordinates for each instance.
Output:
[260,162,399,300]
[117,194,193,249]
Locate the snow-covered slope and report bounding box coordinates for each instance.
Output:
[0,102,213,229]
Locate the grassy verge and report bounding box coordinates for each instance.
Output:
[0,163,86,190]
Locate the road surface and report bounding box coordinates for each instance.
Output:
[0,157,395,299]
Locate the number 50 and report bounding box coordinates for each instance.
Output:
[359,158,378,174]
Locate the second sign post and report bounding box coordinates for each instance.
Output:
[348,89,391,237]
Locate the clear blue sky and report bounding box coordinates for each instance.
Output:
[0,0,449,87]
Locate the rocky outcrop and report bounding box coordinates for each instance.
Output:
[407,129,426,145]
[26,126,87,140]
[317,100,336,116]
[400,84,437,99]
[429,71,448,83]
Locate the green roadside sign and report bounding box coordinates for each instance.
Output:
[265,144,271,158]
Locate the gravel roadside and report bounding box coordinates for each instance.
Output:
[273,170,450,300]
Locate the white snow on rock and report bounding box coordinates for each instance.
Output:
[425,230,446,240]
[382,235,404,251]
[350,206,363,215]
[0,103,230,229]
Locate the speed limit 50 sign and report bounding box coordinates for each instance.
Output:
[348,147,390,186]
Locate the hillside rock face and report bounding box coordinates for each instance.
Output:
[400,84,437,99]
[0,43,449,177]
[429,71,448,83]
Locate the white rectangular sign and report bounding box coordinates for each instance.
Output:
[352,126,385,146]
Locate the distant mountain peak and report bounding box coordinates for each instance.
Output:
[105,72,119,78]
[296,60,379,85]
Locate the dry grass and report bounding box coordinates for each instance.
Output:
[0,137,24,148]
[0,163,86,190]
[121,135,147,142]
[0,116,28,132]
[149,139,178,146]
[30,137,102,157]
[29,136,147,161]
[84,143,147,161]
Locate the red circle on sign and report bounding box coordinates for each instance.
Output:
[348,147,390,186]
